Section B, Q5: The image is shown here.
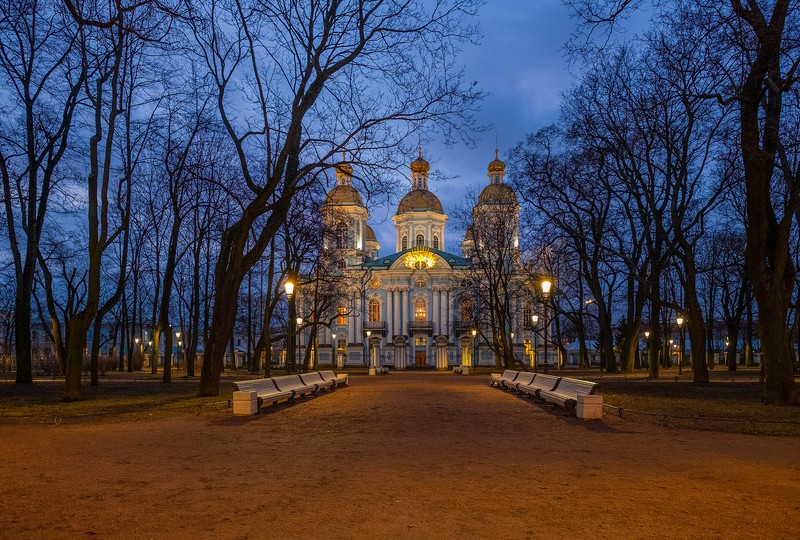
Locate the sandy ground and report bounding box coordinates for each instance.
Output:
[1,372,799,539]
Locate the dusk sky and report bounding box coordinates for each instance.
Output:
[368,0,580,253]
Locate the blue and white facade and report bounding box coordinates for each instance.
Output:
[312,150,524,369]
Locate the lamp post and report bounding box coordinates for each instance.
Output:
[644,330,650,369]
[284,278,295,373]
[471,328,477,367]
[296,316,303,371]
[676,315,684,374]
[540,277,553,374]
[531,314,539,371]
[331,332,337,368]
[365,329,372,367]
[174,331,181,370]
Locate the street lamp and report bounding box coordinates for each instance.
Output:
[331,332,337,368]
[471,328,477,367]
[296,317,303,370]
[366,329,372,367]
[676,315,684,374]
[531,314,539,370]
[540,277,553,374]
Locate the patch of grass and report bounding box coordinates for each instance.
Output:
[596,378,800,436]
[0,378,235,424]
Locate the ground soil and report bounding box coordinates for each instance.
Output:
[2,372,799,539]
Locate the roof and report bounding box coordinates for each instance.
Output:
[325,184,363,206]
[477,183,517,204]
[364,224,377,242]
[397,189,443,214]
[361,248,471,270]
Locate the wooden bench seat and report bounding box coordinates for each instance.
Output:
[504,371,535,392]
[300,372,335,391]
[272,374,317,400]
[233,379,294,408]
[517,374,561,400]
[320,370,348,387]
[490,369,518,387]
[539,378,598,415]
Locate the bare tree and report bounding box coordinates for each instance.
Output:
[0,0,86,383]
[185,0,484,395]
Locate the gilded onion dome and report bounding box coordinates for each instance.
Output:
[397,189,443,213]
[410,147,430,174]
[325,184,363,205]
[478,183,517,204]
[488,148,505,173]
[364,223,377,241]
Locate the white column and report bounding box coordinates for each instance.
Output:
[432,288,439,334]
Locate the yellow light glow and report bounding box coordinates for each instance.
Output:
[404,246,436,269]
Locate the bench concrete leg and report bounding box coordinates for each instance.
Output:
[232,391,258,416]
[577,394,603,420]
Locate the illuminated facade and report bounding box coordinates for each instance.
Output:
[313,150,523,369]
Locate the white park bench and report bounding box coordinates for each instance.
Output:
[299,372,335,392]
[517,374,561,400]
[490,369,519,388]
[320,370,348,387]
[538,378,599,415]
[272,374,317,400]
[504,371,535,392]
[231,370,349,415]
[232,378,294,413]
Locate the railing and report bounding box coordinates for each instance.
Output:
[408,320,433,331]
[363,321,386,333]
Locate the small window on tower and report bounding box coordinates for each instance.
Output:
[416,234,424,247]
[336,224,348,249]
[433,235,439,250]
[402,235,408,251]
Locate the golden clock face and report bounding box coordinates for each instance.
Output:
[369,279,381,288]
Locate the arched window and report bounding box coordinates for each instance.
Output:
[415,298,427,321]
[401,235,408,251]
[337,307,347,326]
[336,224,348,249]
[433,235,439,250]
[337,338,347,351]
[368,298,381,322]
[416,234,425,247]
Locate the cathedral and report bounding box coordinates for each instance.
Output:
[310,149,527,370]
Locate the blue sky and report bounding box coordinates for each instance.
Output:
[367,0,578,253]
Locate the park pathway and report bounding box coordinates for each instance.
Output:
[1,372,798,539]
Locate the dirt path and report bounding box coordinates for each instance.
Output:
[2,373,798,539]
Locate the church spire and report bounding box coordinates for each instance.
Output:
[409,147,430,190]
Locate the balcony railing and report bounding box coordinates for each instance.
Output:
[363,320,386,334]
[408,320,433,331]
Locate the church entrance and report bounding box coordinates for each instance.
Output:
[415,351,426,369]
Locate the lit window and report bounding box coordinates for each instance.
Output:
[416,234,424,247]
[415,337,427,346]
[415,298,426,321]
[368,299,381,322]
[433,235,439,250]
[460,300,471,321]
[337,339,347,351]
[402,235,408,250]
[337,307,347,326]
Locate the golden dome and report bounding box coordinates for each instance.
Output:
[364,224,377,241]
[488,148,505,173]
[410,148,430,174]
[397,189,443,213]
[336,161,353,178]
[478,183,517,204]
[325,185,363,206]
